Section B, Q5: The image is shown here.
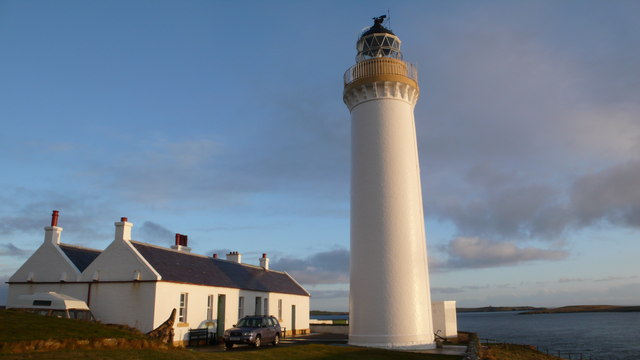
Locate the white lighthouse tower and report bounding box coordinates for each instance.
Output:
[343,16,435,349]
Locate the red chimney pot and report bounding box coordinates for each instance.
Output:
[175,233,181,246]
[262,253,267,258]
[213,253,218,259]
[51,210,59,227]
[121,217,128,222]
[181,234,188,246]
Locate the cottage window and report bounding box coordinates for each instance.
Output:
[278,299,283,320]
[179,293,188,323]
[255,296,262,315]
[238,296,245,318]
[264,298,269,316]
[207,294,214,321]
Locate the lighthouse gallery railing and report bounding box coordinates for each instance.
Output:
[344,57,418,86]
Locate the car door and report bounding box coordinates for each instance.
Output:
[263,318,275,341]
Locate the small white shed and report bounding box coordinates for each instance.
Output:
[432,300,458,339]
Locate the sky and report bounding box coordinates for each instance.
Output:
[1,0,639,310]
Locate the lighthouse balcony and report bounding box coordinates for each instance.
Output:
[344,57,418,88]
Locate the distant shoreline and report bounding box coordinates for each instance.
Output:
[312,305,640,316]
[457,306,544,313]
[519,305,640,315]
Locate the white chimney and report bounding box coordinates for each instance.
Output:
[44,210,63,245]
[115,217,133,242]
[171,233,191,253]
[259,253,269,270]
[226,251,242,263]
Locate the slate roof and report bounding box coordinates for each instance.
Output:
[59,244,102,272]
[130,241,309,297]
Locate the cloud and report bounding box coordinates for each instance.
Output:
[444,237,568,269]
[0,187,114,244]
[594,275,639,283]
[138,221,173,244]
[558,277,588,284]
[0,275,9,305]
[571,160,640,228]
[78,89,350,213]
[432,284,490,294]
[270,248,349,285]
[0,243,29,257]
[429,159,640,240]
[309,289,349,300]
[415,7,640,242]
[431,165,569,239]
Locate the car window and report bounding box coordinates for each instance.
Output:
[51,310,67,318]
[238,317,261,328]
[268,318,275,326]
[69,310,93,321]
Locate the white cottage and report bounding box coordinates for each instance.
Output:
[7,211,310,345]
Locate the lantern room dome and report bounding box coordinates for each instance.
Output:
[360,21,395,37]
[356,16,402,62]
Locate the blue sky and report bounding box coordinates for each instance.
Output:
[1,0,639,310]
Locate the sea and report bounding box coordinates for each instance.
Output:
[458,311,640,360]
[311,312,640,360]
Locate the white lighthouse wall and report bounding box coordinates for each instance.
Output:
[349,96,434,348]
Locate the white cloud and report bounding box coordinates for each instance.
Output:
[446,237,568,268]
[270,248,349,286]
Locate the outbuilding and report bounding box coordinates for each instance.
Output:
[7,211,310,345]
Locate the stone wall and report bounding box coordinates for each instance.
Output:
[461,331,481,360]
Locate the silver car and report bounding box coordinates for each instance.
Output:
[223,315,281,348]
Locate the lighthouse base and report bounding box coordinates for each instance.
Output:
[348,333,436,350]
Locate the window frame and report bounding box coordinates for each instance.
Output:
[207,294,214,321]
[179,292,189,323]
[238,296,245,319]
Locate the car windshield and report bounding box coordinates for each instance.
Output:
[237,317,262,328]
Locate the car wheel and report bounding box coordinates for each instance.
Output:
[253,335,261,348]
[224,342,233,349]
[272,334,279,346]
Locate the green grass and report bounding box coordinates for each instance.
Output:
[0,310,147,342]
[482,344,564,360]
[0,310,461,359]
[0,345,462,360]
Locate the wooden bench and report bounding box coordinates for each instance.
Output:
[188,328,211,346]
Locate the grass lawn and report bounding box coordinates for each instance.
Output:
[0,344,462,360]
[0,310,461,359]
[482,344,564,360]
[0,310,147,342]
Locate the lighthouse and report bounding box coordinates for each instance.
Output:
[343,16,435,349]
